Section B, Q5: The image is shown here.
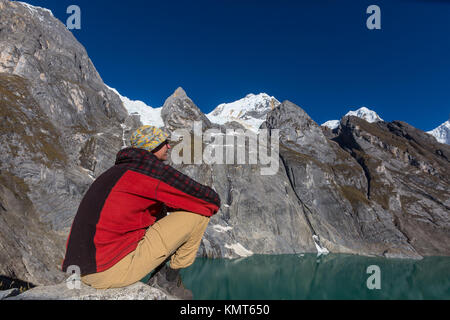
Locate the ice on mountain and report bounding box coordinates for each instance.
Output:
[321,120,340,130]
[321,107,383,129]
[207,93,281,132]
[345,106,383,123]
[107,85,164,128]
[427,120,450,145]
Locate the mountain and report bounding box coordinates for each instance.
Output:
[427,120,450,145]
[346,106,384,123]
[321,120,341,130]
[321,107,383,130]
[101,86,450,148]
[0,0,137,284]
[206,93,281,132]
[161,86,215,133]
[107,88,280,133]
[106,85,164,128]
[1,0,449,289]
[331,117,450,257]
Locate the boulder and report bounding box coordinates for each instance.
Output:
[0,288,19,300]
[5,281,177,300]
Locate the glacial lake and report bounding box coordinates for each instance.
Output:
[169,254,450,300]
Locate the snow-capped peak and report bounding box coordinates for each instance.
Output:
[17,1,54,19]
[321,106,383,130]
[321,120,341,130]
[345,106,383,123]
[427,120,450,145]
[207,93,281,132]
[106,85,164,128]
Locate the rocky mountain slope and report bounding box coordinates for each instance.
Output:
[332,117,450,256]
[0,0,449,288]
[3,281,176,300]
[0,0,137,284]
[323,107,450,147]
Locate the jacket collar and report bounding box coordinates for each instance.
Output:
[115,147,160,165]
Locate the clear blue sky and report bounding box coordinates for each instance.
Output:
[23,0,450,130]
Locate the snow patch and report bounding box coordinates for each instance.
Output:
[321,120,340,130]
[212,224,233,233]
[225,243,254,258]
[79,167,95,181]
[119,123,127,149]
[321,107,383,130]
[345,106,383,123]
[312,235,329,256]
[17,1,54,22]
[427,120,450,145]
[106,85,164,128]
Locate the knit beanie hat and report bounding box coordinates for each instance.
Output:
[130,125,170,153]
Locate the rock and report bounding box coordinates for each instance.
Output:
[0,169,66,285]
[264,101,421,258]
[161,87,214,133]
[333,116,450,256]
[265,100,338,163]
[6,281,177,300]
[0,288,19,300]
[164,96,317,259]
[0,0,133,234]
[0,0,140,284]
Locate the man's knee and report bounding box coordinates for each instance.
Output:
[165,211,209,232]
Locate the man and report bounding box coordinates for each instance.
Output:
[62,125,221,299]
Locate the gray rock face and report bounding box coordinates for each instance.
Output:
[0,288,19,300]
[162,91,318,259]
[333,117,450,256]
[161,87,214,133]
[265,100,338,163]
[1,0,449,291]
[0,0,139,284]
[264,102,421,258]
[0,171,66,285]
[5,281,177,300]
[0,0,131,233]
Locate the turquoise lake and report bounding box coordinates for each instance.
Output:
[168,254,450,300]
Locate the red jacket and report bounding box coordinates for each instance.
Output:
[62,147,221,276]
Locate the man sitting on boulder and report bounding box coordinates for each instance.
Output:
[62,125,221,299]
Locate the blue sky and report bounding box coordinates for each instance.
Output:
[22,0,450,130]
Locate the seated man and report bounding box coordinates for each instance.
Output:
[62,125,221,299]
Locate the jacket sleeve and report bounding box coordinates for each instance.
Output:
[154,167,221,217]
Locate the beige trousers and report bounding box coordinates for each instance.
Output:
[81,211,210,289]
